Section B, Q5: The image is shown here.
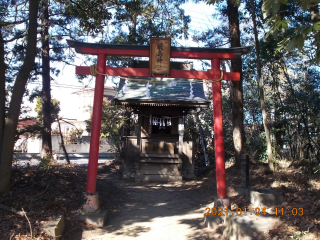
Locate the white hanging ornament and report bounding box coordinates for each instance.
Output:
[168,79,177,87]
[167,118,171,126]
[146,81,150,97]
[124,79,128,92]
[189,82,194,99]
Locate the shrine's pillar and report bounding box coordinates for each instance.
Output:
[211,58,228,206]
[83,53,106,213]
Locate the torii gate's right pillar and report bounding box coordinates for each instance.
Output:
[211,58,228,207]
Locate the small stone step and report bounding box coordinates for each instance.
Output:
[140,163,180,171]
[139,159,182,163]
[246,188,284,208]
[204,210,279,240]
[43,215,65,240]
[136,169,181,175]
[135,174,183,182]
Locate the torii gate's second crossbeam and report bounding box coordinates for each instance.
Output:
[67,40,250,213]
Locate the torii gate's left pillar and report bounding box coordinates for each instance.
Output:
[82,53,106,213]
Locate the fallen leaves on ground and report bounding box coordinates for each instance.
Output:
[0,160,125,239]
[0,159,319,240]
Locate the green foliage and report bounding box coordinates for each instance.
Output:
[262,0,320,63]
[192,0,320,170]
[40,154,53,170]
[65,127,83,144]
[60,0,113,34]
[15,122,42,142]
[85,100,130,158]
[183,83,234,167]
[194,0,240,6]
[34,97,61,124]
[184,113,207,167]
[110,0,190,45]
[290,229,309,240]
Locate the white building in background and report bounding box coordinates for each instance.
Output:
[51,86,117,137]
[16,86,117,154]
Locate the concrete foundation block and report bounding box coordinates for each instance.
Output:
[205,210,278,240]
[82,192,100,214]
[136,169,181,175]
[43,215,65,240]
[75,209,108,227]
[213,197,230,208]
[246,188,284,208]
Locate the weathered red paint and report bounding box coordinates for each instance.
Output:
[81,47,149,57]
[170,51,235,60]
[79,47,236,60]
[76,66,240,81]
[86,53,106,194]
[211,58,227,198]
[73,43,242,200]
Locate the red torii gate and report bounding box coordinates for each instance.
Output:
[67,40,249,212]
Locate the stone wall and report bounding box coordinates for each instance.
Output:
[25,135,112,154]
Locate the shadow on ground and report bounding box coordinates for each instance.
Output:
[64,162,272,240]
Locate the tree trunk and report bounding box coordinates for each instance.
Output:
[40,0,52,159]
[130,15,137,43]
[0,30,5,158]
[249,0,274,171]
[57,118,70,164]
[194,111,209,166]
[226,0,245,166]
[0,0,39,193]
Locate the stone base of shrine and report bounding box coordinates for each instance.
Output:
[135,174,183,182]
[122,137,195,183]
[134,154,183,182]
[183,173,196,180]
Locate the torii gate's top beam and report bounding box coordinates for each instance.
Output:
[67,40,250,60]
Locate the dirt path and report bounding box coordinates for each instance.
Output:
[2,160,319,239]
[63,162,285,240]
[67,177,216,240]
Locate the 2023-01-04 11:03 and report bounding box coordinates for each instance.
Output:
[205,208,304,216]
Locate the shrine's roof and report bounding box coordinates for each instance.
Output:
[113,77,210,108]
[67,40,250,59]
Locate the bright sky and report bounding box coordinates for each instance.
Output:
[25,1,218,120]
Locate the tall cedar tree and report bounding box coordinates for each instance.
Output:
[249,0,274,170]
[227,0,245,166]
[0,0,39,193]
[194,0,246,165]
[40,0,52,159]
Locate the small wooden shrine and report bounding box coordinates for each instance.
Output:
[113,62,210,182]
[67,38,249,212]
